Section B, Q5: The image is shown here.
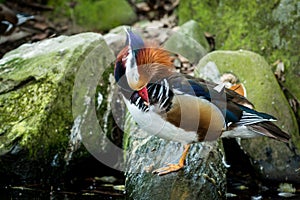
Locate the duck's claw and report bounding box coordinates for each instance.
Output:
[152,163,184,176]
[152,144,191,176]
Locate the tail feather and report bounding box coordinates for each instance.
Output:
[235,109,276,126]
[248,121,290,143]
[228,105,290,143]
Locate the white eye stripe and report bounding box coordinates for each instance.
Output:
[126,48,137,69]
[125,47,140,89]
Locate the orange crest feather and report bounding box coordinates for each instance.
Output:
[136,47,174,69]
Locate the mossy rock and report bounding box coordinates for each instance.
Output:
[48,0,137,32]
[178,0,300,105]
[0,32,115,181]
[196,50,300,183]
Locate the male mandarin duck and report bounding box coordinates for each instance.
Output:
[0,4,34,35]
[114,28,290,176]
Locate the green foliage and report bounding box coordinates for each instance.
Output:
[178,0,300,100]
[47,0,73,22]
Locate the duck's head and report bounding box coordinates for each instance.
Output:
[114,28,174,105]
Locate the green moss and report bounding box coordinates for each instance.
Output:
[178,0,300,101]
[0,85,66,157]
[0,33,108,158]
[48,0,137,32]
[0,55,61,153]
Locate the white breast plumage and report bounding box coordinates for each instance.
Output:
[123,97,198,144]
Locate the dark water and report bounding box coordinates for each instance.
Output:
[0,183,125,200]
[1,177,299,200]
[226,174,300,200]
[1,139,299,200]
[224,139,300,200]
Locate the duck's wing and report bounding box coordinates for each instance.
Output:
[167,73,290,142]
[168,74,252,124]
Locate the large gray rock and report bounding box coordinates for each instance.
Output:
[196,50,300,183]
[179,20,210,51]
[0,32,116,180]
[164,20,208,65]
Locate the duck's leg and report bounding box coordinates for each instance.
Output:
[152,144,190,176]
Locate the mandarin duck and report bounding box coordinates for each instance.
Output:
[114,28,290,176]
[0,4,34,35]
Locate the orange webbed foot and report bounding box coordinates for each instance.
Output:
[152,144,191,176]
[152,163,184,176]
